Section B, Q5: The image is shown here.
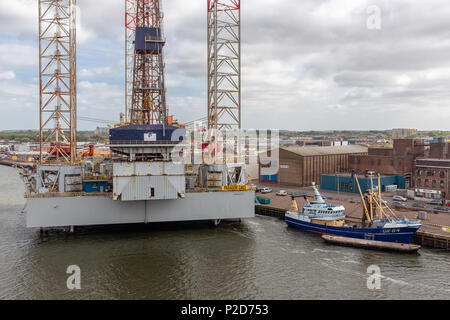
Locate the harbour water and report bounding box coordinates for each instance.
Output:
[0,165,449,300]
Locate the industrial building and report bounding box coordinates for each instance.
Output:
[320,174,405,194]
[349,139,425,188]
[259,145,368,187]
[429,138,450,159]
[414,158,450,200]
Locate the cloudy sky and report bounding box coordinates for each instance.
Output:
[1,0,450,131]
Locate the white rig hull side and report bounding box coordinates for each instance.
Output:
[25,191,255,228]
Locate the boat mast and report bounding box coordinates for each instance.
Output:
[378,173,383,219]
[353,173,372,224]
[311,182,325,203]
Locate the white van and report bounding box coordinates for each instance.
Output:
[260,187,273,194]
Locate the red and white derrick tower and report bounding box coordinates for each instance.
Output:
[208,0,241,132]
[38,0,77,164]
[125,0,167,125]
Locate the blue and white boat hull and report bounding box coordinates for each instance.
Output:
[285,214,421,244]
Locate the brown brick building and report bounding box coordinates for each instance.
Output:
[349,139,425,188]
[429,138,450,159]
[260,145,368,187]
[349,155,413,175]
[411,138,450,200]
[414,159,450,200]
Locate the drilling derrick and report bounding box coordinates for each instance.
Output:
[127,0,167,125]
[208,0,241,132]
[39,0,77,164]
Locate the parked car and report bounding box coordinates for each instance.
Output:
[412,202,426,209]
[393,195,407,202]
[260,187,273,194]
[276,190,288,196]
[392,201,406,207]
[433,207,450,213]
[429,199,443,206]
[446,201,450,207]
[255,187,263,193]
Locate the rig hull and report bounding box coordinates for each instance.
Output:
[25,191,255,228]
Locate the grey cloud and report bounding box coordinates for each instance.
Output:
[2,0,450,130]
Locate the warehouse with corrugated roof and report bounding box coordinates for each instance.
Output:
[259,145,368,187]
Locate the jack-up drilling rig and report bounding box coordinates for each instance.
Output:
[21,0,254,230]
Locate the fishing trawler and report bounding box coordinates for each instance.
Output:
[285,174,422,244]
